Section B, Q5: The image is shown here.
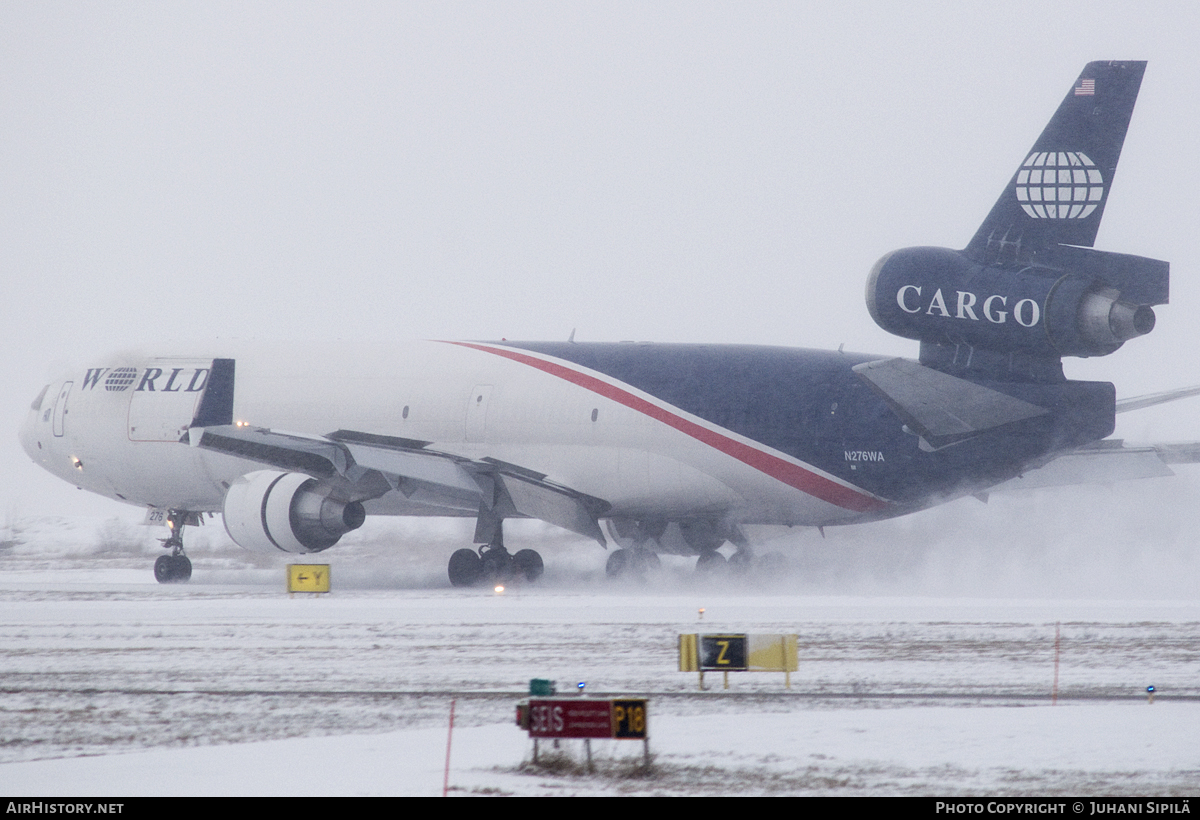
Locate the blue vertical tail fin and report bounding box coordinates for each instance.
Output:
[965,61,1146,265]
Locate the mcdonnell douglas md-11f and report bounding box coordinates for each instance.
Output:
[20,62,1200,584]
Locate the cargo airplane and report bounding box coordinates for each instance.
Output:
[20,61,1200,584]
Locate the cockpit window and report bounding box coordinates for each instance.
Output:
[31,385,49,411]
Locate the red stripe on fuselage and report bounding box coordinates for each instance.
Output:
[446,341,889,513]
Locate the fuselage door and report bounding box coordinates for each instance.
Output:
[814,384,849,456]
[466,384,493,443]
[127,360,215,442]
[52,381,73,437]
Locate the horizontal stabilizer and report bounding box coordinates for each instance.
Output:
[1149,442,1200,464]
[994,439,1184,491]
[1116,384,1200,414]
[853,358,1048,449]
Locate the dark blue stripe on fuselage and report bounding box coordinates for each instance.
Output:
[500,342,1112,506]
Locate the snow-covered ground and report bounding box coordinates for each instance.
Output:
[3,702,1198,796]
[0,511,1198,795]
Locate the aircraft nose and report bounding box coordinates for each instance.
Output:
[19,385,49,463]
[19,411,37,462]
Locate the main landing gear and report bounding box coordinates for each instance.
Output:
[606,546,739,579]
[154,510,195,584]
[604,547,661,578]
[605,545,779,579]
[449,513,544,588]
[448,544,544,587]
[695,546,760,574]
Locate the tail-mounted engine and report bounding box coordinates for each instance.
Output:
[865,63,1167,375]
[222,470,366,554]
[866,245,1167,361]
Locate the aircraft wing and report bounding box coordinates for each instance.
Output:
[992,439,1200,492]
[187,424,610,546]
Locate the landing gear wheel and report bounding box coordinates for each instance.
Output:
[154,555,173,583]
[728,549,754,573]
[154,554,192,584]
[695,550,727,573]
[608,547,660,579]
[479,544,514,582]
[606,548,631,578]
[513,549,544,582]
[448,548,484,587]
[154,510,196,584]
[632,548,661,573]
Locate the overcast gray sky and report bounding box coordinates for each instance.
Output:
[4,1,1200,518]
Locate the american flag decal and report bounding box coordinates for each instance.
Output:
[1074,78,1095,96]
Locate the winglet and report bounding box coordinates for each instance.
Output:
[965,61,1146,263]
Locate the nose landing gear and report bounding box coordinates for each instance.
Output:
[154,510,196,584]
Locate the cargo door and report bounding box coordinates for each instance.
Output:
[465,385,493,443]
[128,359,233,442]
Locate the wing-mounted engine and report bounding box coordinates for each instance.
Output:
[223,470,366,554]
[193,425,610,554]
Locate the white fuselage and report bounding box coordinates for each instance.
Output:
[19,340,887,536]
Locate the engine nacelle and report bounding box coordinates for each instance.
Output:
[866,246,1164,359]
[222,470,366,555]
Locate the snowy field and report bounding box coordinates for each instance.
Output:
[0,506,1198,796]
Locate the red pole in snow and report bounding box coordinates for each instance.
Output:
[1052,622,1061,706]
[443,699,456,797]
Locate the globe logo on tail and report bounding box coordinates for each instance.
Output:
[1014,151,1104,219]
